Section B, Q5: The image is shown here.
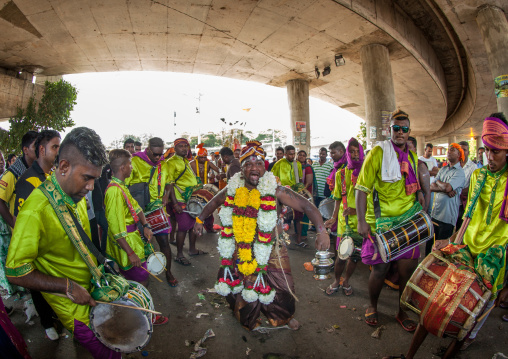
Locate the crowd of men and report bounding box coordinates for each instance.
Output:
[0,108,506,358]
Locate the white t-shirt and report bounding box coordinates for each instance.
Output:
[419,156,439,183]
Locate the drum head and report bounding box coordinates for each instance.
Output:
[146,252,167,276]
[127,281,154,311]
[298,188,315,205]
[318,198,335,220]
[187,199,204,218]
[90,298,152,353]
[338,236,354,260]
[203,184,219,195]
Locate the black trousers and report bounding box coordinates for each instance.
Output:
[427,218,455,256]
[31,290,57,329]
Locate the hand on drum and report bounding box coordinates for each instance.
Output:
[343,207,356,217]
[173,203,183,214]
[162,194,170,207]
[143,227,153,242]
[432,239,449,251]
[129,253,142,267]
[324,217,336,229]
[496,287,508,307]
[357,220,371,238]
[315,231,330,251]
[193,222,204,237]
[69,280,96,307]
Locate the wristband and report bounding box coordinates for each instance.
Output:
[143,223,151,229]
[127,250,135,256]
[195,217,204,224]
[66,278,75,301]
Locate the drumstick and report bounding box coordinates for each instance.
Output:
[476,304,495,322]
[149,244,168,272]
[140,266,163,282]
[49,293,162,315]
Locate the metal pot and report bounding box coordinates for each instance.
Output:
[311,250,334,280]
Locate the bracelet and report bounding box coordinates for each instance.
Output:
[195,217,204,224]
[143,223,151,229]
[66,278,75,301]
[127,250,135,256]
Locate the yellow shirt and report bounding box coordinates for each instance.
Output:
[0,171,18,216]
[331,168,358,235]
[126,156,169,203]
[165,155,198,202]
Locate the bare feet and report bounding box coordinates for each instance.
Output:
[288,318,301,330]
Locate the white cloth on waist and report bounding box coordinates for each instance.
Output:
[378,140,401,183]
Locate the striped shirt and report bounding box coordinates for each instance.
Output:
[313,161,333,197]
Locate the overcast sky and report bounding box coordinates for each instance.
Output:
[3,71,364,152]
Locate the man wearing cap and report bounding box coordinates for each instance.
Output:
[428,143,465,255]
[166,138,207,266]
[193,140,330,331]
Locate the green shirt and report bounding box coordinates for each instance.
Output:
[331,168,358,235]
[271,158,303,187]
[125,156,168,202]
[355,146,417,232]
[165,155,198,202]
[0,170,18,216]
[105,177,145,270]
[6,177,93,332]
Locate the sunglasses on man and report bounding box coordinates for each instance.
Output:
[391,125,410,133]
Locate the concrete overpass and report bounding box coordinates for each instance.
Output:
[1,0,507,153]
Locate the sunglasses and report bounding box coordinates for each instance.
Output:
[148,148,163,157]
[391,125,410,133]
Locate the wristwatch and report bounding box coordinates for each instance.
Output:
[143,223,152,229]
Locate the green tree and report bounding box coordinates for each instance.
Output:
[203,134,218,147]
[357,121,367,149]
[0,79,78,153]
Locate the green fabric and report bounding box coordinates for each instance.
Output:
[126,156,169,203]
[105,177,146,270]
[6,175,94,331]
[463,167,508,296]
[271,158,303,186]
[375,201,422,233]
[90,266,129,303]
[331,168,359,236]
[355,145,418,232]
[165,155,198,202]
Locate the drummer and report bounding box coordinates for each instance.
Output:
[356,109,425,332]
[166,138,206,266]
[126,137,177,287]
[324,138,364,296]
[189,143,221,233]
[5,127,121,359]
[390,113,508,359]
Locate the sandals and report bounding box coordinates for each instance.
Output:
[167,278,178,287]
[295,242,309,248]
[174,256,191,266]
[365,310,378,326]
[396,316,417,332]
[325,285,340,296]
[502,314,508,322]
[342,285,353,296]
[153,314,169,326]
[189,249,208,256]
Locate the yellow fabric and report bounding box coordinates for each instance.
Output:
[270,158,303,186]
[165,155,198,202]
[125,156,168,202]
[464,168,508,293]
[105,177,145,270]
[355,145,418,232]
[0,171,17,216]
[6,183,93,332]
[331,168,358,234]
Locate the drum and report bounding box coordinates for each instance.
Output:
[202,184,219,195]
[375,210,433,263]
[145,207,171,234]
[400,251,491,340]
[318,198,335,220]
[90,281,154,353]
[337,236,361,260]
[146,252,166,275]
[187,188,215,218]
[297,187,314,205]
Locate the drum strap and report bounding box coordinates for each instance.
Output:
[173,164,189,195]
[107,182,144,236]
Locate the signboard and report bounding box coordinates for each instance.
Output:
[295,121,306,132]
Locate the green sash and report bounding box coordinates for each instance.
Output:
[375,201,422,234]
[39,175,128,302]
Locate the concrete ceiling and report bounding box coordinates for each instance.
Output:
[0,0,505,141]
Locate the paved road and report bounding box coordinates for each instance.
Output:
[5,228,508,359]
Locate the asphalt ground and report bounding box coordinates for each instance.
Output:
[4,223,508,359]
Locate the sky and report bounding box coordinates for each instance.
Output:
[2,71,364,153]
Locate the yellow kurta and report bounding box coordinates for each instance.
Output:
[271,158,303,187]
[355,145,418,232]
[165,155,198,202]
[105,177,145,270]
[464,168,508,293]
[331,168,358,235]
[6,178,93,332]
[125,156,169,203]
[0,171,18,216]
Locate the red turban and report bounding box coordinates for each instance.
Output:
[482,117,508,150]
[449,143,465,162]
[196,143,208,157]
[240,140,265,163]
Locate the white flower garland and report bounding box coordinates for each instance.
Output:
[216,171,278,305]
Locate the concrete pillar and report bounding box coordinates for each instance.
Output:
[286,79,310,154]
[416,135,425,157]
[476,5,508,115]
[360,44,396,149]
[475,135,484,163]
